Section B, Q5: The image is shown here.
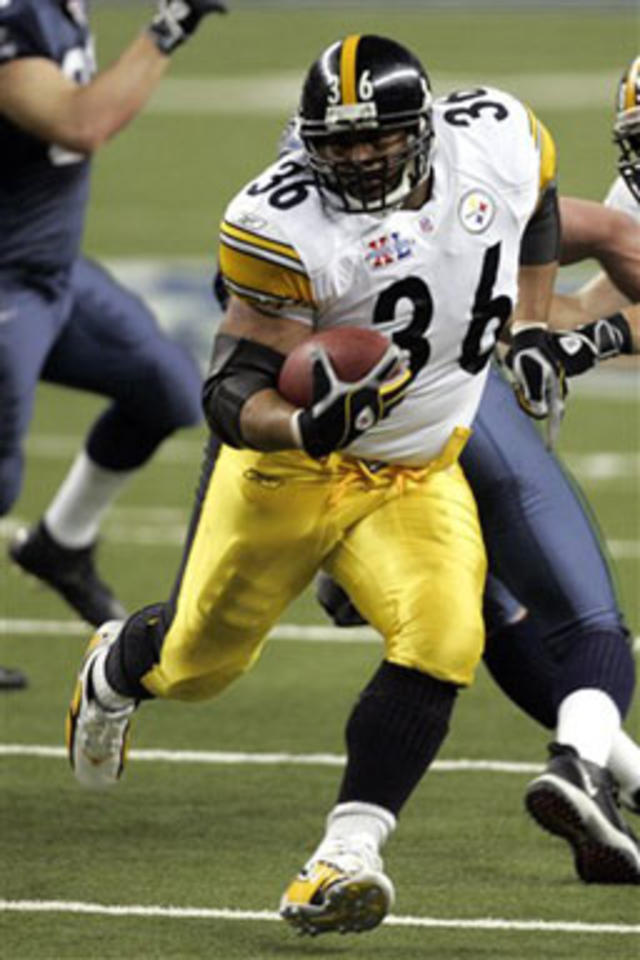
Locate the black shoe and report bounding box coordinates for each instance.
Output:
[525,742,640,884]
[315,572,367,628]
[620,786,640,816]
[0,666,27,691]
[9,522,127,627]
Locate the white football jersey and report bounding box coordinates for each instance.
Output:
[220,87,555,466]
[605,175,640,223]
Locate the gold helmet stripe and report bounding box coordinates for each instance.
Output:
[340,34,361,105]
[623,56,640,111]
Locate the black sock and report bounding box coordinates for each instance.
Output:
[104,603,171,700]
[483,617,557,729]
[338,661,458,816]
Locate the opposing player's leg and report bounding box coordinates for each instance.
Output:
[281,457,487,934]
[314,367,639,882]
[465,365,639,882]
[0,271,74,692]
[10,257,203,625]
[0,272,68,515]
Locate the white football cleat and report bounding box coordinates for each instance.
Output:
[280,845,394,936]
[66,621,135,790]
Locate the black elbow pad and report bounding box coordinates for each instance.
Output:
[202,334,286,447]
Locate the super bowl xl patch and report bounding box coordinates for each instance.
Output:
[364,231,415,269]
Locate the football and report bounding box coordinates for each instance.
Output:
[278,327,392,408]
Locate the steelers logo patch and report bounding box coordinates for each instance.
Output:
[458,189,496,234]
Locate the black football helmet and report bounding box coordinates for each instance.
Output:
[614,56,640,203]
[298,35,433,213]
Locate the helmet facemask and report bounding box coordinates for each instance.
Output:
[304,117,433,214]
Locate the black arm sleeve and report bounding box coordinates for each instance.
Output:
[520,184,561,266]
[202,334,286,448]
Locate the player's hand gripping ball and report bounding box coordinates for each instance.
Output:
[280,327,411,458]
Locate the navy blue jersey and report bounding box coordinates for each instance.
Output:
[0,0,95,273]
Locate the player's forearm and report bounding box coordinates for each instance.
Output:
[67,32,170,151]
[204,300,309,452]
[575,272,630,318]
[511,261,558,332]
[619,304,640,353]
[548,294,595,330]
[591,246,640,304]
[549,290,638,353]
[239,389,301,451]
[0,33,169,153]
[560,197,640,302]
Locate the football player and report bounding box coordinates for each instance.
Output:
[64,35,634,937]
[549,55,640,338]
[0,0,228,687]
[316,57,640,883]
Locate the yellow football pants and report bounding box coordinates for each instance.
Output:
[141,430,487,701]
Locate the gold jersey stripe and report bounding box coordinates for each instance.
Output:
[526,107,556,193]
[526,106,538,142]
[219,240,314,307]
[624,57,640,110]
[221,220,302,265]
[340,34,360,105]
[537,119,557,193]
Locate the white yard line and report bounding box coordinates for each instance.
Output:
[0,743,542,773]
[22,434,640,477]
[1,516,638,554]
[1,618,638,654]
[0,898,637,935]
[0,618,380,642]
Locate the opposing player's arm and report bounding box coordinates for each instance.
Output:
[0,2,226,153]
[543,197,639,369]
[559,196,640,306]
[550,196,639,341]
[0,37,167,152]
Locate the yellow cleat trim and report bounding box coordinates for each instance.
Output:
[280,860,392,936]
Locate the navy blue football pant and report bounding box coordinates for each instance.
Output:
[0,256,203,515]
[466,366,634,725]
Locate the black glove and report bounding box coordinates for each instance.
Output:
[505,324,567,421]
[291,342,410,459]
[549,313,633,377]
[149,0,227,55]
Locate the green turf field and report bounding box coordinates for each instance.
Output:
[1,5,639,958]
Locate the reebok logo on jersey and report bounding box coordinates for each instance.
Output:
[364,232,415,269]
[458,189,496,234]
[236,212,269,232]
